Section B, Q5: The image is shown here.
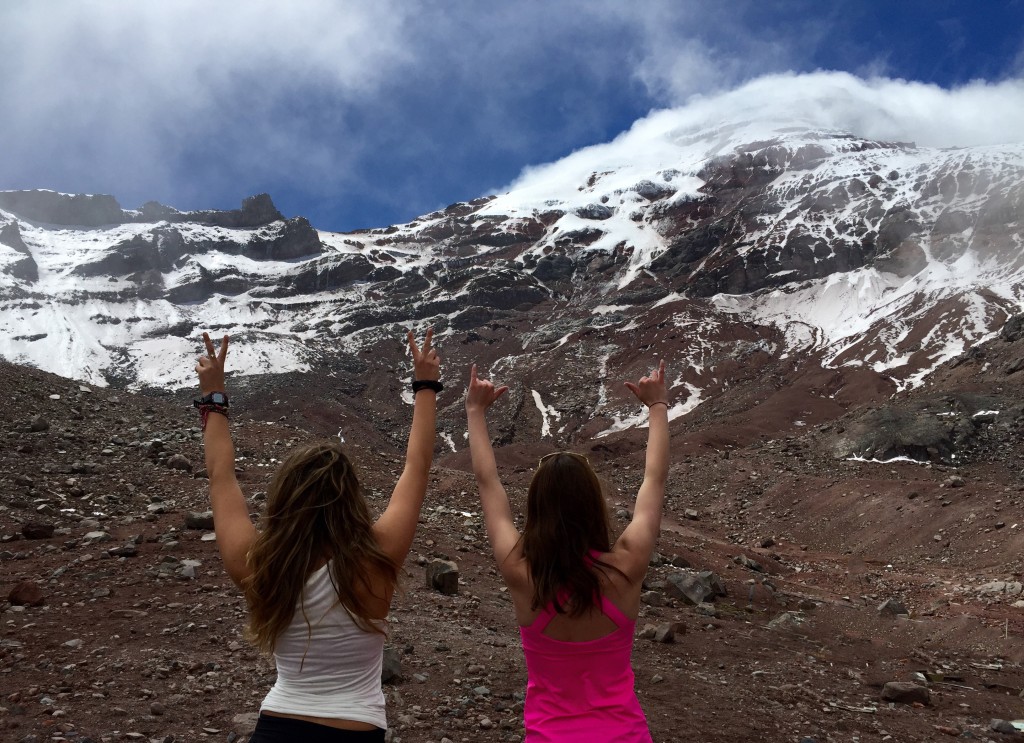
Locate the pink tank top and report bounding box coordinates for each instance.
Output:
[518,574,652,742]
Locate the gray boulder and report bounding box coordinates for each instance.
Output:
[426,559,459,595]
[878,598,909,617]
[666,573,709,605]
[881,681,930,705]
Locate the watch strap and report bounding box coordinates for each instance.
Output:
[411,379,443,394]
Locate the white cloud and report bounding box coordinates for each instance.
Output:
[675,71,1024,148]
[493,70,1024,203]
[1,2,1021,229]
[0,0,411,203]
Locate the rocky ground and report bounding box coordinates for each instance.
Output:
[3,324,1024,743]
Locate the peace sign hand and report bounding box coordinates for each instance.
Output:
[196,332,229,395]
[408,328,441,382]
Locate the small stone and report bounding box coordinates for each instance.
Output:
[698,570,727,597]
[669,554,691,568]
[8,581,45,606]
[653,622,678,643]
[640,590,663,607]
[167,454,192,472]
[179,559,201,579]
[694,602,718,617]
[665,572,708,605]
[184,511,214,530]
[381,646,402,684]
[878,598,909,617]
[990,719,1018,734]
[231,712,260,735]
[83,530,112,544]
[21,522,55,540]
[29,415,50,432]
[767,612,803,631]
[426,559,459,595]
[734,554,764,572]
[881,681,930,705]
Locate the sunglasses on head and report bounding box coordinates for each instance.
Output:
[538,451,591,467]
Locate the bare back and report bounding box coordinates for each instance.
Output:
[503,549,644,641]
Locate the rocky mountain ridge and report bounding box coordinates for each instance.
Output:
[0,123,1022,458]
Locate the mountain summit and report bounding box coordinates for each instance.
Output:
[1,117,1021,446]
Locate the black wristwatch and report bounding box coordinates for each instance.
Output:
[194,391,229,408]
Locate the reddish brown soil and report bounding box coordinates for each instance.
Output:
[2,335,1024,743]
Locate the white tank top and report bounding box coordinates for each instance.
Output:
[259,562,387,729]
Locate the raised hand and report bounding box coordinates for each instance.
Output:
[466,363,508,414]
[196,332,229,395]
[408,328,441,382]
[624,359,668,409]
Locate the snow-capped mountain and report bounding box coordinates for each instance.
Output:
[1,116,1022,441]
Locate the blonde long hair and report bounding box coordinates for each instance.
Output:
[243,440,398,654]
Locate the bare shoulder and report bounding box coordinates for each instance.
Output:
[599,545,649,586]
[498,550,531,590]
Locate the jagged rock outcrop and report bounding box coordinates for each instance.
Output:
[0,221,38,281]
[827,395,1007,463]
[135,193,284,229]
[0,190,125,227]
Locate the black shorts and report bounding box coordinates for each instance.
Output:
[249,713,386,742]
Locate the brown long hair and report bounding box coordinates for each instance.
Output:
[243,440,398,654]
[522,452,616,617]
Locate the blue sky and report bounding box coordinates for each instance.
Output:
[1,1,1022,232]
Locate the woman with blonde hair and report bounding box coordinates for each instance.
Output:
[194,329,441,742]
[465,360,669,742]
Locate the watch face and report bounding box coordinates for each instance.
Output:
[210,392,228,405]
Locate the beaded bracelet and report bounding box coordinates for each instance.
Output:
[198,404,229,431]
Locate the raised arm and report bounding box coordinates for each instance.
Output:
[372,329,440,565]
[465,364,523,575]
[196,333,257,586]
[612,360,670,581]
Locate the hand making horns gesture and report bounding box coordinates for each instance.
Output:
[408,328,441,382]
[465,363,509,414]
[624,359,669,409]
[196,332,229,395]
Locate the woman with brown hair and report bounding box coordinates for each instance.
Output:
[194,329,441,743]
[465,360,669,742]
